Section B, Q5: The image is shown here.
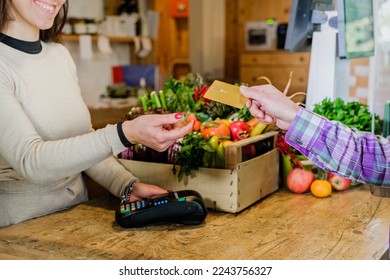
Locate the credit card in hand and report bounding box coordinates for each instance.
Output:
[203,80,248,108]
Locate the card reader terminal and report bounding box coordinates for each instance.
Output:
[115,190,207,228]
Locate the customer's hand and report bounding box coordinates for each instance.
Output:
[122,113,192,151]
[240,85,299,130]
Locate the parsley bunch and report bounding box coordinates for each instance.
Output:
[172,132,214,182]
[313,98,383,134]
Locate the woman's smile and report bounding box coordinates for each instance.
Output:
[34,1,57,14]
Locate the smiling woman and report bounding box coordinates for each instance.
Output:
[2,0,67,42]
[0,0,192,228]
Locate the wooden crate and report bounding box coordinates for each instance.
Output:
[119,131,279,213]
[370,185,390,198]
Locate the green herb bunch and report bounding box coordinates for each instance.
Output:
[313,98,383,134]
[172,132,215,182]
[162,73,204,113]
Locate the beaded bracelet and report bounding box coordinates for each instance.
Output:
[121,178,140,203]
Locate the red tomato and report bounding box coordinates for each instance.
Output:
[200,120,231,140]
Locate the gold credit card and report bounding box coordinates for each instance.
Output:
[203,80,248,109]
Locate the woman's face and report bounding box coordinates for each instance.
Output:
[6,0,66,40]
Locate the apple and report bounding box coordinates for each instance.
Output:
[286,168,315,194]
[243,143,257,160]
[327,172,335,180]
[328,173,352,191]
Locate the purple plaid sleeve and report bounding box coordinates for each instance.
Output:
[285,107,390,186]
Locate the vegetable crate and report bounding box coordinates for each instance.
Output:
[118,131,279,213]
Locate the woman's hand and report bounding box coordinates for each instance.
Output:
[239,85,299,130]
[122,113,192,152]
[130,182,168,201]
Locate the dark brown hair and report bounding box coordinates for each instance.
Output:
[0,0,69,43]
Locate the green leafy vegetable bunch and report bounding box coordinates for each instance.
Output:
[172,132,215,182]
[313,98,383,134]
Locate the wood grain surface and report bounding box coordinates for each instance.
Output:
[0,185,389,260]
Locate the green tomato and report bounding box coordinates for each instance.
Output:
[208,135,219,151]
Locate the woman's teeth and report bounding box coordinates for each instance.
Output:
[36,2,55,12]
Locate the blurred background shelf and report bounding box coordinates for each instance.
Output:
[61,34,142,43]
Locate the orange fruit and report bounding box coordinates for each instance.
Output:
[310,179,332,198]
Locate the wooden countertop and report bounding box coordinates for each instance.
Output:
[0,185,389,260]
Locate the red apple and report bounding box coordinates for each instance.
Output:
[286,168,315,194]
[327,172,335,180]
[328,174,352,191]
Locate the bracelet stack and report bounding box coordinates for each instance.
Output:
[121,178,140,203]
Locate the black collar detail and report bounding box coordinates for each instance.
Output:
[0,33,42,54]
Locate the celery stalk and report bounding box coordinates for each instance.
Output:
[150,91,161,108]
[159,90,167,110]
[140,93,149,111]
